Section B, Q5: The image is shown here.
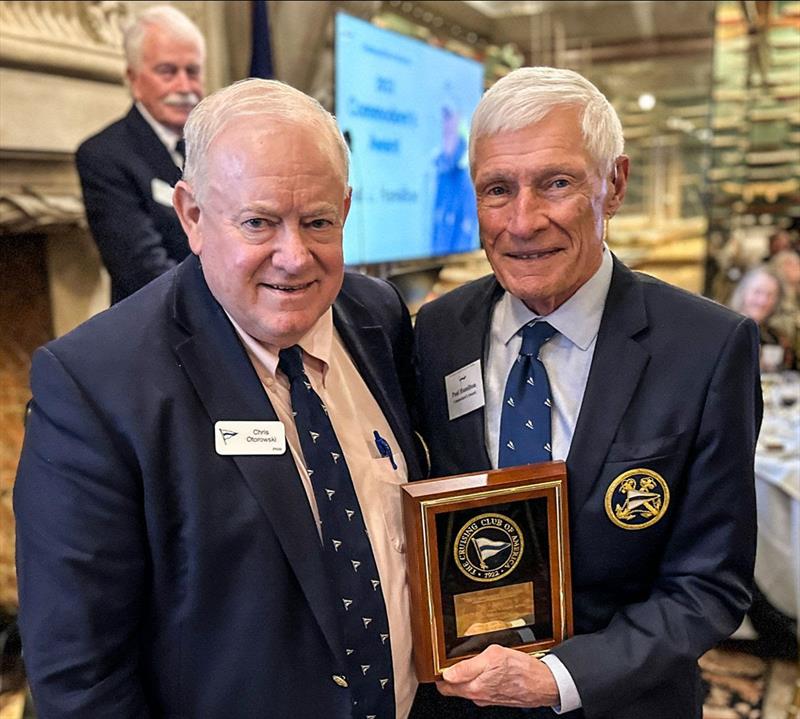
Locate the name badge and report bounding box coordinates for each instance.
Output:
[445,359,485,420]
[151,177,174,207]
[214,421,286,455]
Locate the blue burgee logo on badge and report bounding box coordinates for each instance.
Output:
[214,421,286,455]
[445,359,485,420]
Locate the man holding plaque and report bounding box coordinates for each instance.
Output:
[413,67,761,718]
[16,79,429,718]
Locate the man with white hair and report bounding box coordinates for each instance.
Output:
[16,79,429,718]
[76,4,205,303]
[413,67,762,718]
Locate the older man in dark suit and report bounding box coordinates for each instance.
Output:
[413,67,762,719]
[16,79,429,719]
[75,5,204,303]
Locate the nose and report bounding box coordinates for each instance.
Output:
[173,69,193,94]
[506,189,549,239]
[272,225,313,274]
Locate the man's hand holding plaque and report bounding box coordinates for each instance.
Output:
[438,644,560,708]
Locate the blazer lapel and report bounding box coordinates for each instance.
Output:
[125,105,182,185]
[454,276,503,471]
[169,257,346,665]
[333,289,422,480]
[567,258,650,513]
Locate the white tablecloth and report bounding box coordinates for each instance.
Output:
[753,373,800,621]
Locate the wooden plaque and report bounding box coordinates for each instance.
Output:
[401,461,573,682]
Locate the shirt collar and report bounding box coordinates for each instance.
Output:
[135,101,182,154]
[227,308,335,386]
[495,245,613,351]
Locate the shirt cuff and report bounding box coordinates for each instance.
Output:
[540,654,582,714]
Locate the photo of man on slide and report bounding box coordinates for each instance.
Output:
[431,97,478,256]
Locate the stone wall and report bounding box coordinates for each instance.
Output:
[0,0,244,611]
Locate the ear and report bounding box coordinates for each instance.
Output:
[342,186,352,224]
[172,180,204,254]
[125,66,138,96]
[604,155,629,219]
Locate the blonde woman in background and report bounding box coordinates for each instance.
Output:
[729,265,794,372]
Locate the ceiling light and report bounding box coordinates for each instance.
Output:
[638,93,656,111]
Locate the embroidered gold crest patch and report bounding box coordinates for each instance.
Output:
[605,468,670,530]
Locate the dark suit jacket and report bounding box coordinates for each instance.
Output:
[412,258,762,719]
[14,256,423,718]
[75,105,190,304]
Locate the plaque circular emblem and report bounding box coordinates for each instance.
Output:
[605,468,670,530]
[453,512,524,582]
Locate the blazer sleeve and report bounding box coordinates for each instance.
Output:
[14,347,151,719]
[76,141,177,299]
[551,317,762,716]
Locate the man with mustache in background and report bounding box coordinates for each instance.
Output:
[76,5,205,304]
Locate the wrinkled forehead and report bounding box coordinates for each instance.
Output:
[200,117,346,197]
[211,114,344,175]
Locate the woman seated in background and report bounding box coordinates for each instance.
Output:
[769,250,800,368]
[729,265,795,372]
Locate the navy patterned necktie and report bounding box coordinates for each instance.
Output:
[498,321,557,467]
[278,346,395,719]
[175,138,186,165]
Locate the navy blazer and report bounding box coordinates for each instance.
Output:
[15,256,424,718]
[75,105,190,304]
[412,257,762,719]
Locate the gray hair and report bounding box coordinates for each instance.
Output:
[183,78,350,203]
[728,265,783,314]
[123,5,205,70]
[469,66,624,177]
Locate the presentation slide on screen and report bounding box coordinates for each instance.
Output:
[335,13,484,265]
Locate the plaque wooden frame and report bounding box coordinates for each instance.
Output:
[401,461,573,682]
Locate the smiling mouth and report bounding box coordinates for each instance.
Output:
[261,281,314,293]
[508,248,562,260]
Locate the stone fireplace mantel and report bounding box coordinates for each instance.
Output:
[0,0,136,612]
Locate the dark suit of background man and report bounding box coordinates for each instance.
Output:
[413,67,762,719]
[16,78,434,718]
[75,5,205,304]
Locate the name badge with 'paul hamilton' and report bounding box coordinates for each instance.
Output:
[214,421,286,456]
[445,359,485,420]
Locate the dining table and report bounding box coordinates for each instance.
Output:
[754,372,800,626]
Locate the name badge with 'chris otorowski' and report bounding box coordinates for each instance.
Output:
[214,421,286,456]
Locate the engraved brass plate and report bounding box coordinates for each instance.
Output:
[454,581,535,637]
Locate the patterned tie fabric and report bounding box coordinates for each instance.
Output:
[498,321,557,468]
[278,346,395,719]
[175,137,186,166]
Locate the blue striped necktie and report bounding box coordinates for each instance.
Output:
[498,321,557,467]
[278,345,395,719]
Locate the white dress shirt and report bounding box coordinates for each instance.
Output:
[483,246,613,713]
[135,101,184,169]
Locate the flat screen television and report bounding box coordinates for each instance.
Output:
[335,13,484,265]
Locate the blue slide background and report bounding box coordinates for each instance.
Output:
[335,14,484,265]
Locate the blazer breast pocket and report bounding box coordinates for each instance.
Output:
[605,431,686,464]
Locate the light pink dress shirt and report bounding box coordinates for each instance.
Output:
[229,309,418,719]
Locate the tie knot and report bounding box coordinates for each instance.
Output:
[175,138,186,161]
[520,321,556,357]
[278,345,305,381]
